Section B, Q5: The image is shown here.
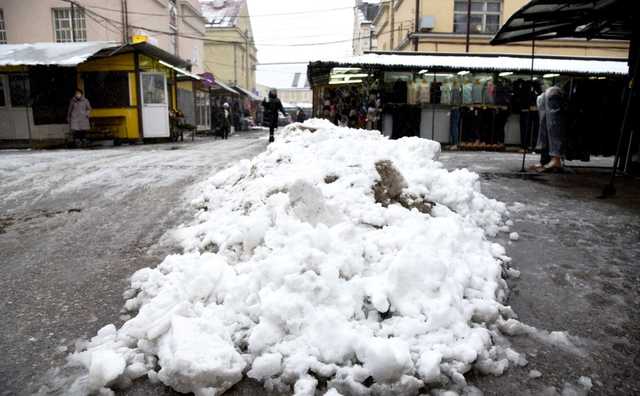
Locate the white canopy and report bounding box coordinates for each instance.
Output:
[314,53,629,75]
[0,42,118,67]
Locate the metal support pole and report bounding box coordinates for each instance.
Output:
[520,26,536,172]
[601,51,639,197]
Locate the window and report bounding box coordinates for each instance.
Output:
[52,7,86,43]
[9,74,29,107]
[0,76,6,107]
[142,74,166,105]
[195,91,210,129]
[83,72,130,108]
[453,1,501,34]
[0,9,7,44]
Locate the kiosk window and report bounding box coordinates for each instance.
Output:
[142,74,166,105]
[0,77,5,107]
[9,75,30,107]
[84,72,130,108]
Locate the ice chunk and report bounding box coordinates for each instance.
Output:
[509,232,520,241]
[529,370,542,379]
[248,353,283,380]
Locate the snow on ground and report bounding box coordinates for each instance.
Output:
[62,120,527,395]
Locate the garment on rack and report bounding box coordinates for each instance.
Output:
[441,83,452,105]
[430,82,442,104]
[451,85,463,106]
[472,80,484,103]
[450,107,461,145]
[418,80,431,104]
[484,80,496,105]
[463,82,473,104]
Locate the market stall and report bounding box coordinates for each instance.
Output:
[308,53,628,157]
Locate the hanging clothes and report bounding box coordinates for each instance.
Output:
[462,81,473,104]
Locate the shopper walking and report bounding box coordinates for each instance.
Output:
[295,107,306,123]
[221,102,232,140]
[262,89,287,143]
[67,89,92,146]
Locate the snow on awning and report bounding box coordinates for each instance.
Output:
[0,42,118,67]
[212,79,239,95]
[310,53,629,76]
[159,60,201,80]
[233,85,262,101]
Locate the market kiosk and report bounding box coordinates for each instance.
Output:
[308,53,628,158]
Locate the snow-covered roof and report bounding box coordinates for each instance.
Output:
[200,0,244,27]
[0,42,118,67]
[257,67,310,90]
[311,53,629,76]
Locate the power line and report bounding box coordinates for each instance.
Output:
[68,1,415,49]
[69,1,386,19]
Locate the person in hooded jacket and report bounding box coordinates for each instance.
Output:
[295,107,307,123]
[68,89,92,145]
[221,102,232,140]
[262,89,287,143]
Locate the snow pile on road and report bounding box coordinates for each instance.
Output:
[67,120,519,395]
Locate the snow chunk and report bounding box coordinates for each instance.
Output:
[529,369,542,379]
[509,232,520,241]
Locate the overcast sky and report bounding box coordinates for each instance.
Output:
[247,0,356,87]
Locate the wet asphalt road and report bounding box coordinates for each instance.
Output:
[1,144,639,395]
[0,133,268,395]
[439,152,640,395]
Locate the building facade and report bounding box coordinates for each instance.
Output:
[0,0,206,72]
[200,0,257,92]
[353,0,380,55]
[256,70,312,109]
[373,0,628,58]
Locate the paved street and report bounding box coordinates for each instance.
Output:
[0,133,269,395]
[1,144,639,396]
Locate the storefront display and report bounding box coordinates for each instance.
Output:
[308,54,628,155]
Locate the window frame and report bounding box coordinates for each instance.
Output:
[52,7,87,43]
[0,9,7,44]
[453,0,502,35]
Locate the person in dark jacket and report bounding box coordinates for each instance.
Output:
[221,102,232,140]
[67,89,92,144]
[262,89,287,143]
[295,107,306,123]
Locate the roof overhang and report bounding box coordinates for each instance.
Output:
[212,79,239,95]
[308,52,629,82]
[95,42,191,69]
[233,85,262,101]
[491,0,634,45]
[0,41,118,67]
[159,60,202,80]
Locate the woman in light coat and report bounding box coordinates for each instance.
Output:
[67,89,92,142]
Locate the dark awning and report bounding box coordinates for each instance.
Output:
[491,0,634,45]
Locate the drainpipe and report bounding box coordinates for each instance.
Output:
[233,45,237,85]
[390,0,395,50]
[414,0,420,51]
[465,0,471,52]
[121,0,129,43]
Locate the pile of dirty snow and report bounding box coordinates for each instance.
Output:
[65,120,522,395]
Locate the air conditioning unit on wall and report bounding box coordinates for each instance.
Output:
[419,16,435,32]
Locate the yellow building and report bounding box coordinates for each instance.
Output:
[373,0,628,58]
[200,0,257,92]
